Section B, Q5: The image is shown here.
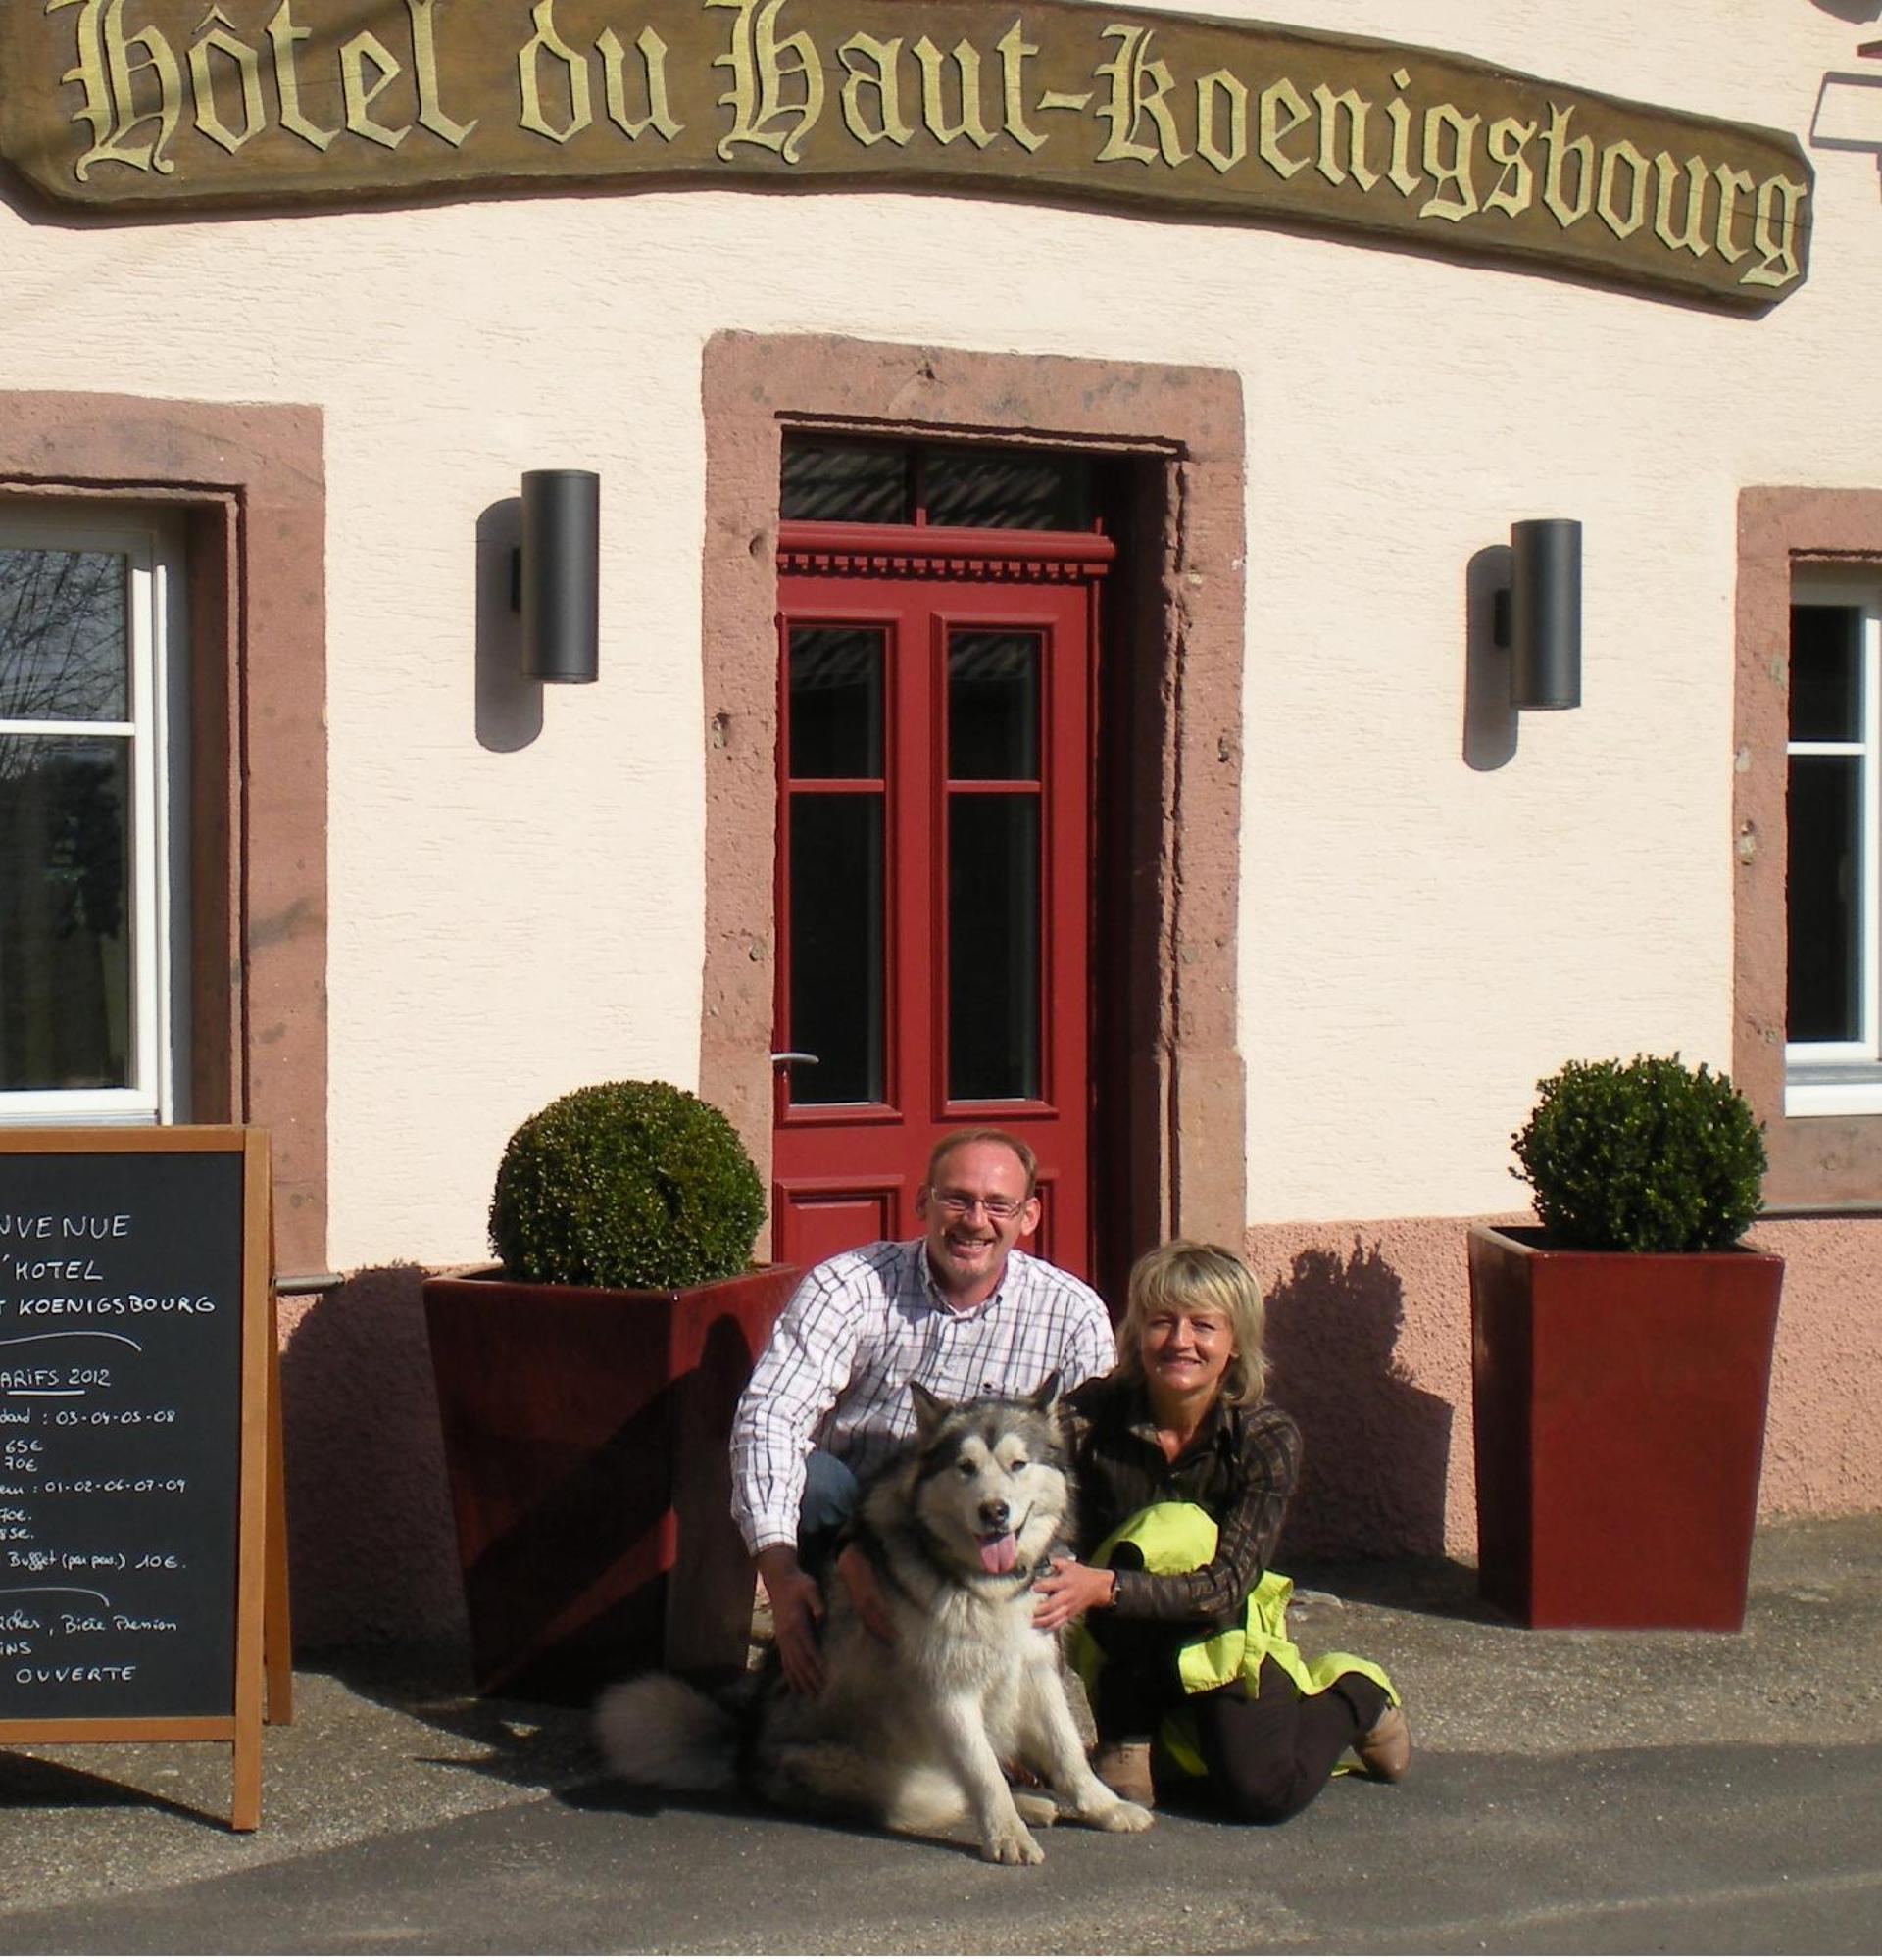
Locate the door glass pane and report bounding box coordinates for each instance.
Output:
[0,735,132,1090]
[949,794,1039,1101]
[1787,754,1860,1042]
[790,626,884,779]
[0,548,128,721]
[789,793,884,1103]
[948,632,1039,781]
[780,443,911,524]
[1791,605,1860,743]
[922,448,1091,531]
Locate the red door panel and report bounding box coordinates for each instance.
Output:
[772,526,1107,1279]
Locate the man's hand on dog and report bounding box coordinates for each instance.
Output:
[756,1546,826,1694]
[836,1543,896,1646]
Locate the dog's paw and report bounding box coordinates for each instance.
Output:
[1088,1797,1154,1833]
[1012,1789,1059,1827]
[980,1822,1046,1865]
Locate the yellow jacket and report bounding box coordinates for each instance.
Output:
[1069,1500,1398,1777]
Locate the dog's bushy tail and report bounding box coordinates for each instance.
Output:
[595,1673,740,1793]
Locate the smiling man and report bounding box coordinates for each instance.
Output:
[730,1129,1116,1692]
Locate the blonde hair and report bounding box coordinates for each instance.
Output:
[1115,1240,1268,1407]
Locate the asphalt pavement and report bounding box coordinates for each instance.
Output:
[0,1516,1878,1955]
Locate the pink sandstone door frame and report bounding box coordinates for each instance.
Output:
[697,332,1247,1269]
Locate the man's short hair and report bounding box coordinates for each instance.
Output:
[922,1128,1039,1199]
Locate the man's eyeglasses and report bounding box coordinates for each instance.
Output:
[931,1189,1029,1222]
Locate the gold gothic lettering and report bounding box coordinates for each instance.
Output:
[267,1,335,151]
[1483,117,1535,219]
[1541,104,1593,228]
[519,0,590,143]
[1194,71,1245,176]
[189,24,264,156]
[8,0,1809,308]
[50,0,182,178]
[1384,69,1420,197]
[913,37,993,148]
[1258,77,1310,180]
[599,26,681,142]
[339,30,408,150]
[838,35,908,146]
[1420,103,1478,221]
[409,0,476,146]
[1312,85,1376,193]
[1597,139,1649,241]
[711,0,824,163]
[1094,25,1185,167]
[1744,175,1808,290]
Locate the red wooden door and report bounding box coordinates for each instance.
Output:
[772,523,1109,1279]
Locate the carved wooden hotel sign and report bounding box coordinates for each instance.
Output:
[0,0,1811,305]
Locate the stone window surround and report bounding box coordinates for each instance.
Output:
[1736,487,1882,1204]
[0,394,328,1270]
[697,331,1248,1256]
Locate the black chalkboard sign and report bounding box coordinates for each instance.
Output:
[0,1128,273,1829]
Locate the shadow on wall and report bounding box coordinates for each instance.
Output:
[278,1265,469,1651]
[1462,543,1517,771]
[1265,1241,1453,1560]
[474,497,545,753]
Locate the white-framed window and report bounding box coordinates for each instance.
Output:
[1787,568,1882,1116]
[0,508,187,1125]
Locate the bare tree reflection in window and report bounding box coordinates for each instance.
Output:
[0,549,133,1093]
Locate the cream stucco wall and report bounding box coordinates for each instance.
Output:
[6,5,1881,1642]
[1230,2,1880,1222]
[0,0,1863,1266]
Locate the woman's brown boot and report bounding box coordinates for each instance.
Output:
[1091,1740,1156,1806]
[1353,1703,1412,1782]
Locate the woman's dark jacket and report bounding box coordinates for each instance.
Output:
[1064,1375,1302,1628]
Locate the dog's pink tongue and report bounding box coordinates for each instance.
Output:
[978,1533,1018,1575]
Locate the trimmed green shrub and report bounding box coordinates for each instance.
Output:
[1511,1054,1767,1253]
[489,1081,766,1289]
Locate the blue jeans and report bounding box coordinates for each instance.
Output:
[797,1448,860,1571]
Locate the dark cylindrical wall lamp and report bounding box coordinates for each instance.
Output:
[1506,517,1582,710]
[519,468,600,683]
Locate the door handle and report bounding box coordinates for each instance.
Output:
[770,1052,820,1068]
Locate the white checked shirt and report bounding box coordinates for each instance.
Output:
[729,1239,1116,1555]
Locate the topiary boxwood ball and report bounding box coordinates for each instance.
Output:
[1511,1053,1767,1254]
[490,1081,766,1290]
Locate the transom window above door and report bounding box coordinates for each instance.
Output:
[781,437,1095,531]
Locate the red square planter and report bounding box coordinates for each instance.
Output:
[422,1263,794,1701]
[1467,1224,1782,1631]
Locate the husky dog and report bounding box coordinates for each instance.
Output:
[596,1377,1153,1865]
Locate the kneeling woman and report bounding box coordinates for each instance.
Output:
[1032,1241,1409,1822]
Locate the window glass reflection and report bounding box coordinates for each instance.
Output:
[1791,605,1860,744]
[780,443,910,524]
[1787,754,1859,1043]
[790,626,884,779]
[949,632,1039,781]
[779,437,1093,532]
[790,793,885,1103]
[923,448,1091,531]
[949,794,1039,1101]
[0,549,128,722]
[0,735,131,1091]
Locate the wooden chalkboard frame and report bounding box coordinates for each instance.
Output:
[0,1126,282,1831]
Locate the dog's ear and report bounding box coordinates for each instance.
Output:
[1028,1371,1062,1411]
[908,1380,948,1437]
